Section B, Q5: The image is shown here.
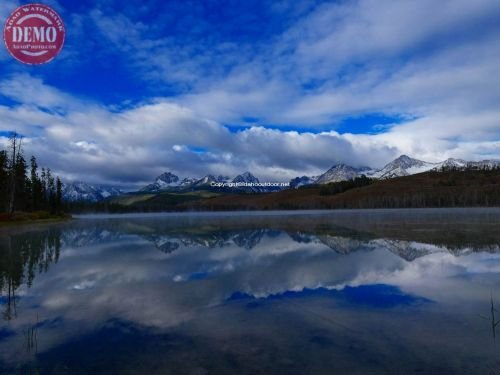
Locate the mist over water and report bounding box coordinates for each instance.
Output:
[1,208,500,374]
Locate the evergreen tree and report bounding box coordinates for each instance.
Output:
[13,154,28,212]
[56,177,63,213]
[40,168,47,207]
[46,169,56,214]
[30,156,42,211]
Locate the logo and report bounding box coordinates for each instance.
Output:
[3,3,65,65]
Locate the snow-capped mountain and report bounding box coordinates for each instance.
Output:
[315,164,369,184]
[293,155,500,188]
[290,176,318,189]
[139,171,267,193]
[307,155,440,185]
[373,156,500,178]
[233,171,259,184]
[140,172,205,192]
[63,182,123,202]
[192,175,230,187]
[179,177,199,187]
[469,160,500,169]
[136,155,500,196]
[434,158,500,170]
[369,155,437,179]
[232,172,265,192]
[434,158,468,170]
[140,172,181,192]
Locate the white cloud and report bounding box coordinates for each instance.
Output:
[0,73,498,187]
[0,74,80,110]
[167,0,500,127]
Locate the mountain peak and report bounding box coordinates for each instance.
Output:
[63,182,122,202]
[156,172,179,183]
[241,171,255,178]
[193,174,230,186]
[373,155,436,179]
[290,175,318,189]
[395,154,412,161]
[140,171,181,192]
[233,171,259,183]
[315,164,362,184]
[391,155,425,167]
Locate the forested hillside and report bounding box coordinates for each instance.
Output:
[181,168,500,211]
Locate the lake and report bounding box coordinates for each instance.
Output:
[1,208,500,374]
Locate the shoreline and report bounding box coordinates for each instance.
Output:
[0,214,73,229]
[72,206,500,219]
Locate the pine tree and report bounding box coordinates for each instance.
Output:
[40,168,47,209]
[56,177,63,213]
[47,169,56,214]
[13,154,28,211]
[30,156,42,211]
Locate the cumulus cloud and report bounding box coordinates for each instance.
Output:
[0,73,498,187]
[176,0,500,125]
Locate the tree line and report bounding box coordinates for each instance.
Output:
[318,175,373,196]
[0,133,63,215]
[322,168,500,209]
[435,164,500,172]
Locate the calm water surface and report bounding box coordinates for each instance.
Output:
[1,208,500,374]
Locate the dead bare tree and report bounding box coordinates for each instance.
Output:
[480,293,500,343]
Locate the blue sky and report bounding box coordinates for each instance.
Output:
[0,0,499,186]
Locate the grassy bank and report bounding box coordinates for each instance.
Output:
[0,211,72,227]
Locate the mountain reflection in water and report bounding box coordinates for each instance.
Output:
[0,208,500,374]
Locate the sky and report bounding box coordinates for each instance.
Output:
[0,0,499,188]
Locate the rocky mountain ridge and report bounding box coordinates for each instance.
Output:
[64,155,500,200]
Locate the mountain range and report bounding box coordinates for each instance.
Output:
[62,182,124,202]
[63,155,500,201]
[140,171,268,193]
[309,155,499,185]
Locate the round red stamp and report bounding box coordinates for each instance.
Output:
[3,3,65,65]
